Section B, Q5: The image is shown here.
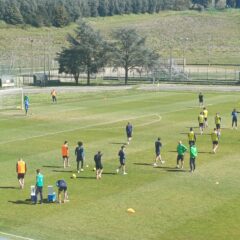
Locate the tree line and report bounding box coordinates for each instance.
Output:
[57,21,159,85]
[0,0,239,27]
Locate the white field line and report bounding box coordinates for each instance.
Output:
[0,231,35,240]
[0,104,201,145]
[0,113,161,145]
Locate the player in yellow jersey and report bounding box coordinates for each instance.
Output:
[203,107,208,128]
[198,112,204,135]
[188,127,196,146]
[215,113,221,136]
[211,128,219,153]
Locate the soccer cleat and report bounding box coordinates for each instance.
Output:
[161,160,165,164]
[153,163,158,167]
[80,168,84,172]
[77,170,80,173]
[116,169,119,173]
[123,172,128,175]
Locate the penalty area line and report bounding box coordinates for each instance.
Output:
[0,231,35,240]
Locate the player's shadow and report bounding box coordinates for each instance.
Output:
[42,165,62,168]
[110,142,127,145]
[185,127,199,129]
[76,176,96,179]
[9,198,53,205]
[198,151,211,154]
[0,186,18,189]
[52,170,73,173]
[168,150,177,153]
[133,163,153,166]
[166,169,189,173]
[102,172,116,175]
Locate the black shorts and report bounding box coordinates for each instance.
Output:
[127,132,132,138]
[156,151,160,156]
[199,123,204,127]
[96,163,103,170]
[120,159,125,165]
[177,155,184,161]
[216,124,221,129]
[62,156,68,159]
[189,141,195,146]
[232,118,237,123]
[59,186,67,192]
[212,141,218,145]
[17,173,25,179]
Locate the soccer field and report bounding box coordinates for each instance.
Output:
[0,88,239,240]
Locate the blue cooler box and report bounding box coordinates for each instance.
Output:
[48,192,56,202]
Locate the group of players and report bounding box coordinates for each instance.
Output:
[17,90,239,204]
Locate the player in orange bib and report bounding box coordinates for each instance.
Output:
[16,158,27,189]
[62,141,69,168]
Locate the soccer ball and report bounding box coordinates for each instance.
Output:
[93,167,96,171]
[72,174,76,179]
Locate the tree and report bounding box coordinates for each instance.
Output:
[57,21,109,85]
[112,28,159,85]
[4,1,24,25]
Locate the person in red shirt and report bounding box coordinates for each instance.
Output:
[62,141,69,168]
[16,158,27,189]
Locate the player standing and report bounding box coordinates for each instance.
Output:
[198,112,204,135]
[211,128,219,154]
[189,144,198,173]
[231,108,239,129]
[94,151,103,180]
[16,158,27,189]
[116,145,127,175]
[198,92,204,107]
[188,127,196,146]
[215,113,221,137]
[62,141,69,168]
[51,89,57,103]
[153,137,164,166]
[176,141,188,169]
[24,95,29,115]
[126,122,133,145]
[75,141,85,173]
[203,107,208,128]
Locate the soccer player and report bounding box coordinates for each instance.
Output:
[198,92,204,107]
[94,151,103,180]
[211,128,219,153]
[231,108,239,129]
[126,122,133,145]
[198,112,204,135]
[51,89,57,103]
[154,137,164,166]
[62,141,69,168]
[116,145,127,175]
[56,179,68,204]
[188,127,196,146]
[215,113,221,136]
[34,169,44,204]
[16,158,27,189]
[189,144,198,173]
[24,95,29,115]
[203,107,208,128]
[75,141,85,173]
[176,141,188,169]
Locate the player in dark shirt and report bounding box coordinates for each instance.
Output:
[94,151,103,180]
[75,141,85,173]
[126,122,133,145]
[153,137,164,166]
[116,146,127,175]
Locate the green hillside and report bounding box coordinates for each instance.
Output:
[0,10,239,71]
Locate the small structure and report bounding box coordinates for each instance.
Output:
[0,75,15,88]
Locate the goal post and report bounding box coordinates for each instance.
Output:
[0,88,24,110]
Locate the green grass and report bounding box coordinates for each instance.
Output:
[0,88,240,240]
[0,10,240,74]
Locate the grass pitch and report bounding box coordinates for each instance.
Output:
[0,88,240,240]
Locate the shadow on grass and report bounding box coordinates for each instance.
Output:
[198,151,212,154]
[168,150,177,153]
[76,176,96,179]
[166,169,189,173]
[110,142,127,145]
[52,170,73,173]
[43,165,62,168]
[0,186,18,189]
[133,163,153,166]
[9,198,54,205]
[102,172,116,175]
[185,126,199,129]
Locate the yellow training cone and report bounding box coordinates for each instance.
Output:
[127,208,135,213]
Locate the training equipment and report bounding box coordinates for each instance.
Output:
[0,87,24,110]
[93,167,96,171]
[72,174,76,179]
[30,185,36,202]
[216,181,219,185]
[127,208,135,213]
[47,185,56,202]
